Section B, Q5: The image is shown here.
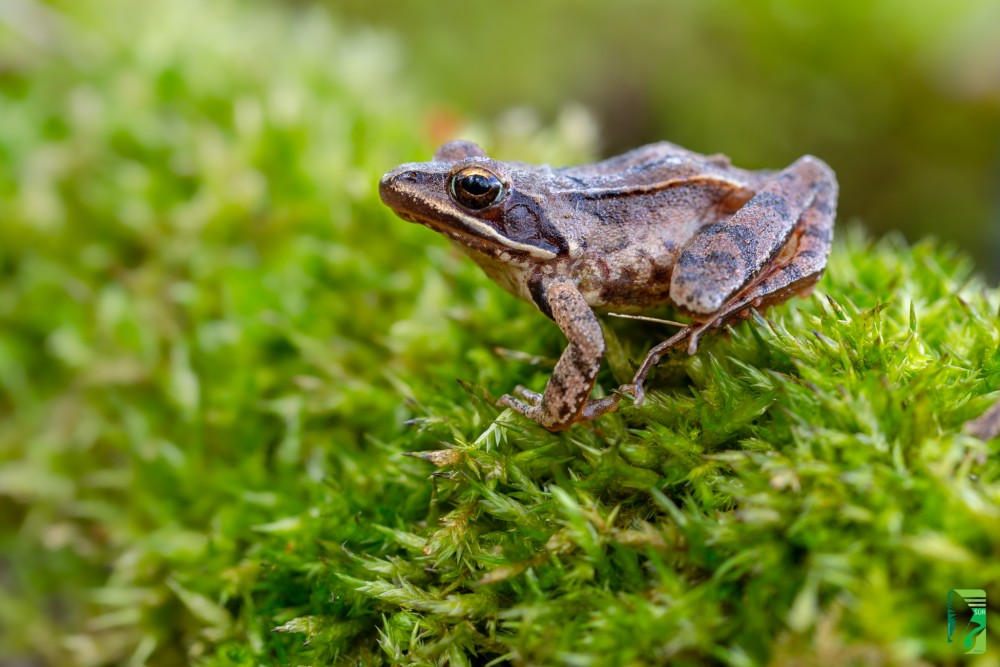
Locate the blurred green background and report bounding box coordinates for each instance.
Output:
[335,0,1000,277]
[5,0,1000,266]
[2,0,1000,664]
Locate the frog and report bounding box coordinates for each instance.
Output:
[379,139,837,431]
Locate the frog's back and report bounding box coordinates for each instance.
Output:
[550,143,770,311]
[554,141,764,192]
[552,142,765,254]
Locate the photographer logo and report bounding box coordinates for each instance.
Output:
[948,589,986,655]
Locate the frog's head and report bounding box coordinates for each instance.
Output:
[379,141,567,260]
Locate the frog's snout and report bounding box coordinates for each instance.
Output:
[380,165,424,186]
[381,165,452,229]
[379,166,428,209]
[378,168,407,201]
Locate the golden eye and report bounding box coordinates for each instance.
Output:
[450,167,503,209]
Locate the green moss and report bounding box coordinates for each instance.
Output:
[1,1,998,666]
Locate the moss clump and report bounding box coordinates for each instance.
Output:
[1,1,998,665]
[308,229,999,667]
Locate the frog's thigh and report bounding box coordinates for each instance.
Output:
[498,282,613,431]
[723,189,835,313]
[670,155,837,317]
[681,179,835,354]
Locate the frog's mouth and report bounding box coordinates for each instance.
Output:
[379,166,558,260]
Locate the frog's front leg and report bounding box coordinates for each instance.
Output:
[497,281,619,431]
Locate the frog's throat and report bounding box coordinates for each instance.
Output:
[408,208,557,260]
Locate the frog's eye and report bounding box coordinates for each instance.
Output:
[450,167,504,209]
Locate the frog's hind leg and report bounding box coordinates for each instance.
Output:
[671,154,836,353]
[626,156,836,404]
[684,192,835,354]
[620,326,696,406]
[668,155,837,321]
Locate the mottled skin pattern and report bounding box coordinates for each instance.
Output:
[380,140,838,430]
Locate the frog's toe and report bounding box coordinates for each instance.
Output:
[498,393,539,416]
[578,395,622,420]
[627,383,647,407]
[498,393,527,412]
[614,383,635,402]
[512,385,544,404]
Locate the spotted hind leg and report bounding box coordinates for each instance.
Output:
[623,167,836,405]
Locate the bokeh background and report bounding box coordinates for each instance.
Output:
[4,0,1000,268]
[337,0,1000,277]
[2,0,1000,664]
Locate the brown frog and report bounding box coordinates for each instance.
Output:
[380,140,837,431]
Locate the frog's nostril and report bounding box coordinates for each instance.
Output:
[380,169,413,202]
[379,169,418,190]
[398,171,419,184]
